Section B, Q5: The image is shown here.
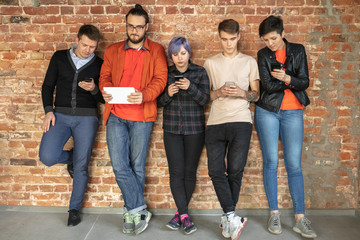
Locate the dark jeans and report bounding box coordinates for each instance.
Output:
[205,122,252,213]
[164,131,205,215]
[39,112,99,210]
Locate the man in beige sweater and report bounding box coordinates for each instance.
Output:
[203,19,259,240]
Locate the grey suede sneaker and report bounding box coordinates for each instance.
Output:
[268,212,282,234]
[220,215,231,238]
[123,212,134,234]
[293,217,317,238]
[133,210,152,235]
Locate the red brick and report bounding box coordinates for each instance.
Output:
[0,7,22,15]
[23,7,59,15]
[90,6,104,14]
[32,16,62,24]
[61,6,74,15]
[106,6,120,14]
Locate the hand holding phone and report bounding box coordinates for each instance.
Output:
[225,81,235,86]
[270,62,283,71]
[82,77,94,83]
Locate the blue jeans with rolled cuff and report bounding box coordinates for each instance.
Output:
[106,113,153,214]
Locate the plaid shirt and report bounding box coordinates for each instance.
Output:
[158,63,210,135]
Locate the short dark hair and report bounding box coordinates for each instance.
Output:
[77,24,102,42]
[259,15,284,38]
[218,19,239,34]
[126,4,149,24]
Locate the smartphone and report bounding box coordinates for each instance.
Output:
[270,62,283,70]
[174,75,184,81]
[82,78,93,82]
[225,81,235,86]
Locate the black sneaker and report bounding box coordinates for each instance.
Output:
[166,211,181,230]
[181,214,197,235]
[67,209,81,226]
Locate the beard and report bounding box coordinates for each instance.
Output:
[127,31,146,44]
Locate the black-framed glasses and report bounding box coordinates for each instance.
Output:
[126,24,146,31]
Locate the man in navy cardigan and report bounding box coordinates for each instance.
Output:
[39,24,104,226]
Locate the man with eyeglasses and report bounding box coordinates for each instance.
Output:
[99,4,167,235]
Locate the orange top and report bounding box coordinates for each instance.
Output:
[111,48,145,121]
[99,39,168,125]
[275,49,303,110]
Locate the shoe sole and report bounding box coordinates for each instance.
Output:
[268,227,282,235]
[135,212,152,235]
[166,224,180,231]
[219,224,231,238]
[231,218,247,240]
[293,226,317,238]
[184,227,197,235]
[122,229,134,234]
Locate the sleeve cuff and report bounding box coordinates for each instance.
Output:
[90,86,99,95]
[44,106,54,114]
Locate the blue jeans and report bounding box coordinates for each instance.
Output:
[205,122,252,213]
[39,112,99,210]
[254,106,305,214]
[106,113,153,214]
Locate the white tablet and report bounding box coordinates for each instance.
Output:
[103,87,135,104]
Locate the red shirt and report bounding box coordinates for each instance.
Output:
[111,48,145,121]
[275,49,303,110]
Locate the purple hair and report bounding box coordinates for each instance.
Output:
[168,36,191,62]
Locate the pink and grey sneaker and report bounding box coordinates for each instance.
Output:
[181,214,197,235]
[166,211,181,230]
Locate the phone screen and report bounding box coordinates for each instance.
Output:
[82,78,93,82]
[174,75,184,81]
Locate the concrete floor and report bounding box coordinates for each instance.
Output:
[1,208,360,240]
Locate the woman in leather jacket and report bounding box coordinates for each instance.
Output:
[254,16,317,238]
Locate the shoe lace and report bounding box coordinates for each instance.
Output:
[182,217,191,227]
[133,213,141,225]
[124,213,133,223]
[302,218,312,231]
[171,214,180,223]
[272,215,280,226]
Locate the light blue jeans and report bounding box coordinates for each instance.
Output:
[254,106,305,214]
[106,113,153,214]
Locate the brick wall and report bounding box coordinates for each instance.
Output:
[0,0,359,211]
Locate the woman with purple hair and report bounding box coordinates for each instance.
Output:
[158,36,210,235]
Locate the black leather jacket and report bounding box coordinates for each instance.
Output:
[256,38,310,113]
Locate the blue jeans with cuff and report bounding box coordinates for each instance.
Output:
[106,113,153,214]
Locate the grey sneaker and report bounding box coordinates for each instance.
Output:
[133,210,152,235]
[293,217,317,238]
[220,215,231,238]
[229,215,247,240]
[123,212,134,234]
[268,212,282,234]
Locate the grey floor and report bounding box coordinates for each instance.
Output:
[1,210,360,240]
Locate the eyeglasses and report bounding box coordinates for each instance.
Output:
[126,24,146,31]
